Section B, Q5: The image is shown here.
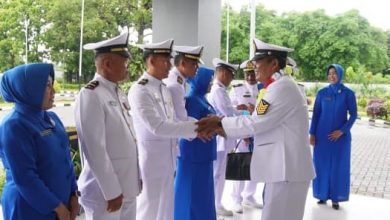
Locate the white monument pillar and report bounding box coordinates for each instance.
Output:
[152,0,221,67]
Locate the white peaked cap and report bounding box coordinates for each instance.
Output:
[173,45,204,63]
[212,58,239,74]
[138,39,174,55]
[239,60,255,72]
[286,57,297,67]
[83,32,130,58]
[252,38,293,61]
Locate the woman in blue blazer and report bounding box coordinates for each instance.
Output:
[0,63,78,219]
[174,67,217,220]
[309,64,357,210]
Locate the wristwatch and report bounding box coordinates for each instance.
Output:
[217,120,223,128]
[70,191,81,197]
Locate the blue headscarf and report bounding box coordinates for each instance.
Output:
[187,67,214,97]
[327,64,344,94]
[0,63,54,114]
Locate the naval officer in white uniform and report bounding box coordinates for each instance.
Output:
[197,39,315,220]
[229,60,263,213]
[163,45,203,121]
[127,39,201,220]
[207,58,243,217]
[75,32,141,220]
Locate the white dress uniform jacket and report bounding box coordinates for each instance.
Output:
[128,72,197,220]
[222,74,315,220]
[222,75,315,182]
[229,82,259,205]
[163,67,188,121]
[207,80,241,152]
[207,79,242,210]
[230,82,258,108]
[75,74,141,215]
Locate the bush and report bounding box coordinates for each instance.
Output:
[0,168,4,198]
[384,100,390,120]
[62,83,82,91]
[120,81,134,94]
[357,97,368,109]
[53,80,61,93]
[66,127,81,177]
[366,99,387,119]
[306,83,324,97]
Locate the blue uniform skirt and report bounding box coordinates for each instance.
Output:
[174,158,216,220]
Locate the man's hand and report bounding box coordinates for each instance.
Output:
[196,115,224,140]
[309,135,316,147]
[236,104,248,110]
[69,195,79,220]
[55,203,70,220]
[244,138,251,146]
[328,130,343,141]
[107,194,123,213]
[247,103,255,114]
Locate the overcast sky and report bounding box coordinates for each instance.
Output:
[223,0,389,31]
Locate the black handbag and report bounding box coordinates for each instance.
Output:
[225,139,252,181]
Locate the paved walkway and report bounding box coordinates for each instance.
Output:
[350,121,390,199]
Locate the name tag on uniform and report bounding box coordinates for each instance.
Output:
[122,102,131,110]
[40,129,53,137]
[324,96,332,101]
[109,101,118,106]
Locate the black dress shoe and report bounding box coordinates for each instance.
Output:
[332,202,339,210]
[317,200,326,204]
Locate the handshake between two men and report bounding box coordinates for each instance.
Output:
[195,115,226,142]
[194,103,255,142]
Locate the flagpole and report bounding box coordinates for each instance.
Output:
[78,0,85,168]
[78,0,85,90]
[226,1,230,62]
[249,0,256,58]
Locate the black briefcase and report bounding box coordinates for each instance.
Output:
[225,139,252,181]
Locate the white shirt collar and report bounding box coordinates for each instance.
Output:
[94,73,118,91]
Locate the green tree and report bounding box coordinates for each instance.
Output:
[221,5,390,81]
[1,0,151,82]
[0,0,48,72]
[43,0,150,83]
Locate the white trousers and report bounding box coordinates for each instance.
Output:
[81,198,136,220]
[213,151,227,208]
[232,180,258,203]
[231,140,258,203]
[136,174,174,220]
[262,181,310,220]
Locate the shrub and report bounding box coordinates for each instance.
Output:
[53,80,61,93]
[366,99,387,119]
[357,97,368,109]
[66,127,81,177]
[120,81,134,94]
[384,100,390,120]
[0,168,4,198]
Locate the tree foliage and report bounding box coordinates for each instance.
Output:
[221,4,390,81]
[0,0,151,83]
[1,2,389,83]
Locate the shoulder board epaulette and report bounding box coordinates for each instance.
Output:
[232,83,243,88]
[138,78,149,85]
[85,80,99,90]
[162,82,166,86]
[297,83,304,87]
[177,76,183,85]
